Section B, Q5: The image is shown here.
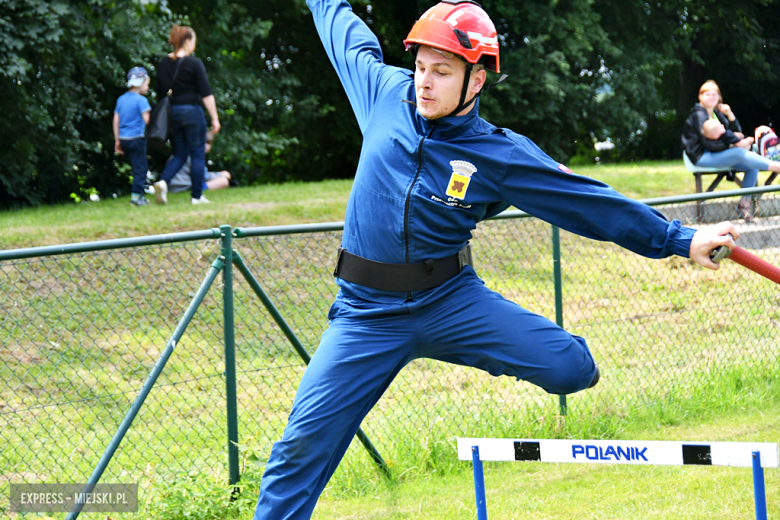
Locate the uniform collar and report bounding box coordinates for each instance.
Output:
[418,98,481,139]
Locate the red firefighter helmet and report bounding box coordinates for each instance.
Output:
[404,1,500,73]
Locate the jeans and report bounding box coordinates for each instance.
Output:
[697,147,773,189]
[160,104,207,199]
[120,138,148,196]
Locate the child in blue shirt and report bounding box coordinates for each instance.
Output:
[113,67,152,206]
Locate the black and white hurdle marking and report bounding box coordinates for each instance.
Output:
[458,438,778,520]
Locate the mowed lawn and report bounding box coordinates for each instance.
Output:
[311,401,780,520]
[2,160,778,519]
[4,159,772,251]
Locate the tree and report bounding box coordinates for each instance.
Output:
[187,0,369,183]
[0,0,176,208]
[595,0,780,160]
[3,0,779,209]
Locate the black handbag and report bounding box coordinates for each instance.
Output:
[146,58,184,149]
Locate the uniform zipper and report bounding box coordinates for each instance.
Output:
[403,124,436,301]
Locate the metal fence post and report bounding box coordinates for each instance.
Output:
[220,225,240,486]
[552,225,567,415]
[65,257,225,520]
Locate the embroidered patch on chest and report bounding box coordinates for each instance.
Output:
[446,160,477,200]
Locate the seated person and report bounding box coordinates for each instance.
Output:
[167,131,232,198]
[701,119,753,149]
[682,80,771,220]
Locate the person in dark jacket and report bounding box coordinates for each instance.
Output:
[152,24,221,205]
[253,2,741,518]
[681,80,780,221]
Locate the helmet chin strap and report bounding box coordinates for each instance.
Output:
[447,63,475,118]
[446,64,508,118]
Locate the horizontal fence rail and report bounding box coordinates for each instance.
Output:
[2,187,780,515]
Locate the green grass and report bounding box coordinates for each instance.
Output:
[2,160,779,518]
[4,159,774,251]
[135,365,780,519]
[315,413,780,520]
[4,220,776,518]
[0,179,353,250]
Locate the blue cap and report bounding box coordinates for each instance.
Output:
[127,67,149,88]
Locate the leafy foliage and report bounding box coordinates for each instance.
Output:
[595,0,780,160]
[0,0,172,207]
[1,0,779,208]
[161,0,299,184]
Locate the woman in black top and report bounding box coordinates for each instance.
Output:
[681,80,780,221]
[153,24,220,205]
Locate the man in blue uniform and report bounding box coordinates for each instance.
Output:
[253,1,738,517]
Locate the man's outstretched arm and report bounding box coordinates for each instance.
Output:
[307,0,398,131]
[498,135,740,263]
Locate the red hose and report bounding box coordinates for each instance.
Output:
[729,247,780,285]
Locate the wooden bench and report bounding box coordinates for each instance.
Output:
[683,151,741,193]
[683,151,779,222]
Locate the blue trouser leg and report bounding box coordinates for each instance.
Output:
[160,111,189,184]
[253,275,598,519]
[253,313,417,520]
[182,109,207,199]
[121,139,148,196]
[159,105,207,199]
[697,148,774,188]
[743,169,760,189]
[419,278,597,395]
[161,141,186,182]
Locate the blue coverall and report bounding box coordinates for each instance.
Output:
[253,1,697,517]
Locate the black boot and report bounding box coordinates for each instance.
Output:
[588,365,600,389]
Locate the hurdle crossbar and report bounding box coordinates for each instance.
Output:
[458,438,778,520]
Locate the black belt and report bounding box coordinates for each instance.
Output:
[333,245,473,292]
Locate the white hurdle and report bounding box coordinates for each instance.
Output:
[458,438,779,520]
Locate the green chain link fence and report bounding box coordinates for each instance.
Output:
[2,186,780,516]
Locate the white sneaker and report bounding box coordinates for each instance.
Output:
[153,180,168,204]
[191,196,211,205]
